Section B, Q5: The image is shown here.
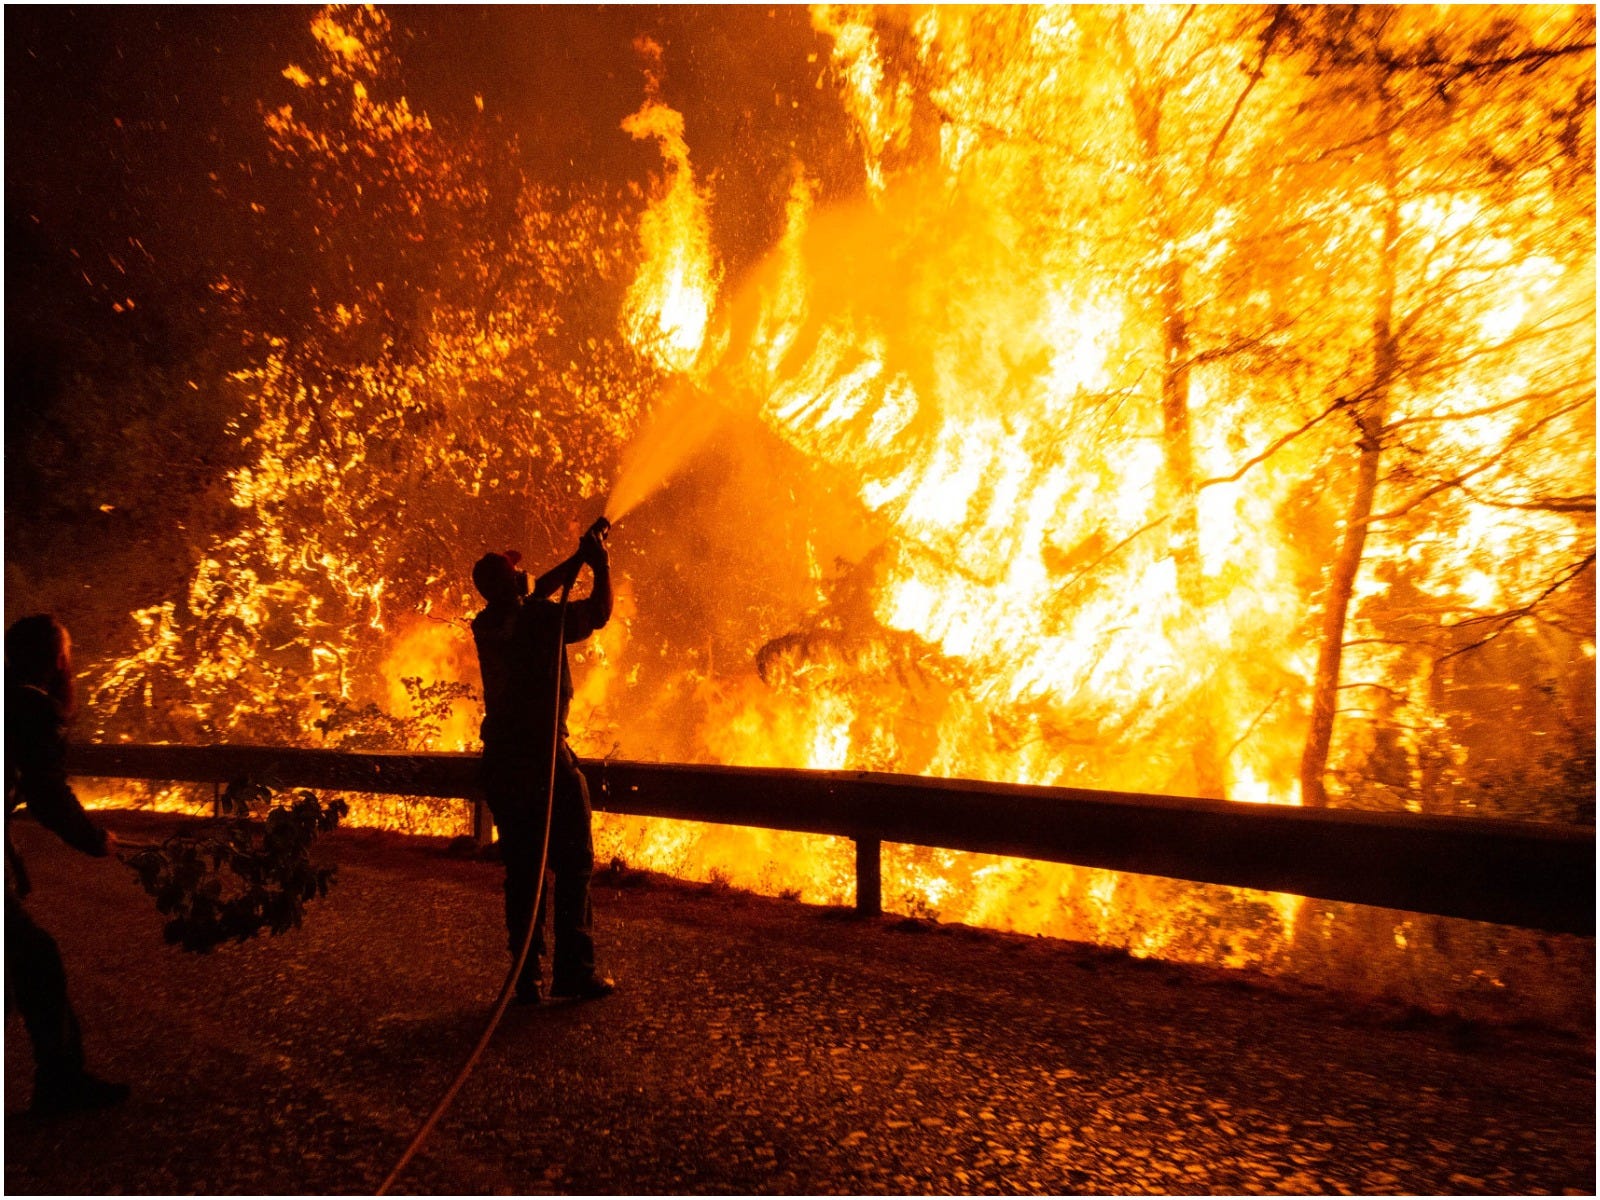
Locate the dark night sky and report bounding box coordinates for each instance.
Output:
[5,6,640,535]
[6,5,845,325]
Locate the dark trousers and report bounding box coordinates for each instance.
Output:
[483,746,596,990]
[5,893,86,1087]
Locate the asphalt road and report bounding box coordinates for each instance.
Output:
[5,810,1594,1195]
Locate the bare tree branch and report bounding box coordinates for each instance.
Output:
[1197,398,1345,489]
[1200,7,1288,180]
[1336,680,1411,702]
[1437,552,1597,664]
[1456,484,1597,515]
[1369,395,1594,524]
[1048,514,1171,602]
[1157,5,1199,67]
[1221,684,1287,764]
[1186,328,1288,368]
[1393,41,1596,79]
[1395,297,1598,379]
[1387,380,1592,430]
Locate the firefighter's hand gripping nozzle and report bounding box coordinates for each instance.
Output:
[578,515,610,571]
[531,517,610,600]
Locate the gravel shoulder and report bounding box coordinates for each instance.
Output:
[5,810,1594,1195]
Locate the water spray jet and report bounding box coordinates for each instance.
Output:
[604,377,728,524]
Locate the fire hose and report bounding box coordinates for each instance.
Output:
[378,519,607,1194]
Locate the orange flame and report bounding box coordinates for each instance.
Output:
[86,6,1594,1025]
[620,39,721,377]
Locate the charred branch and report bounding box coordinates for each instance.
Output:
[1386,380,1592,431]
[1389,41,1597,81]
[1197,397,1345,490]
[1393,309,1598,386]
[1335,680,1411,703]
[1455,485,1596,515]
[1437,552,1597,664]
[1198,7,1289,181]
[1368,395,1595,525]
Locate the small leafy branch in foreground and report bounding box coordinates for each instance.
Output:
[121,781,349,952]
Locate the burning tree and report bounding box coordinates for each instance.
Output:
[1277,7,1596,816]
[90,8,658,766]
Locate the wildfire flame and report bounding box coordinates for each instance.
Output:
[82,5,1594,1025]
[619,38,721,378]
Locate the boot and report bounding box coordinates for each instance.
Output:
[32,1070,130,1116]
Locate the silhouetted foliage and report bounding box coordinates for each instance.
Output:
[316,676,477,750]
[121,781,348,952]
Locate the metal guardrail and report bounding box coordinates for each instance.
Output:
[65,741,1595,936]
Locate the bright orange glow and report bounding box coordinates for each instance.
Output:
[84,6,1595,1021]
[619,41,720,376]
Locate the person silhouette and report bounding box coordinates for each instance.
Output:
[470,524,616,1003]
[6,614,130,1114]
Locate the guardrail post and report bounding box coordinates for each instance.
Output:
[854,837,881,917]
[474,799,493,848]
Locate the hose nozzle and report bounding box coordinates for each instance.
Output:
[587,515,611,543]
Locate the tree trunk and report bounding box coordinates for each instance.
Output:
[1158,253,1206,612]
[1157,250,1226,798]
[1126,53,1225,798]
[1300,88,1401,808]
